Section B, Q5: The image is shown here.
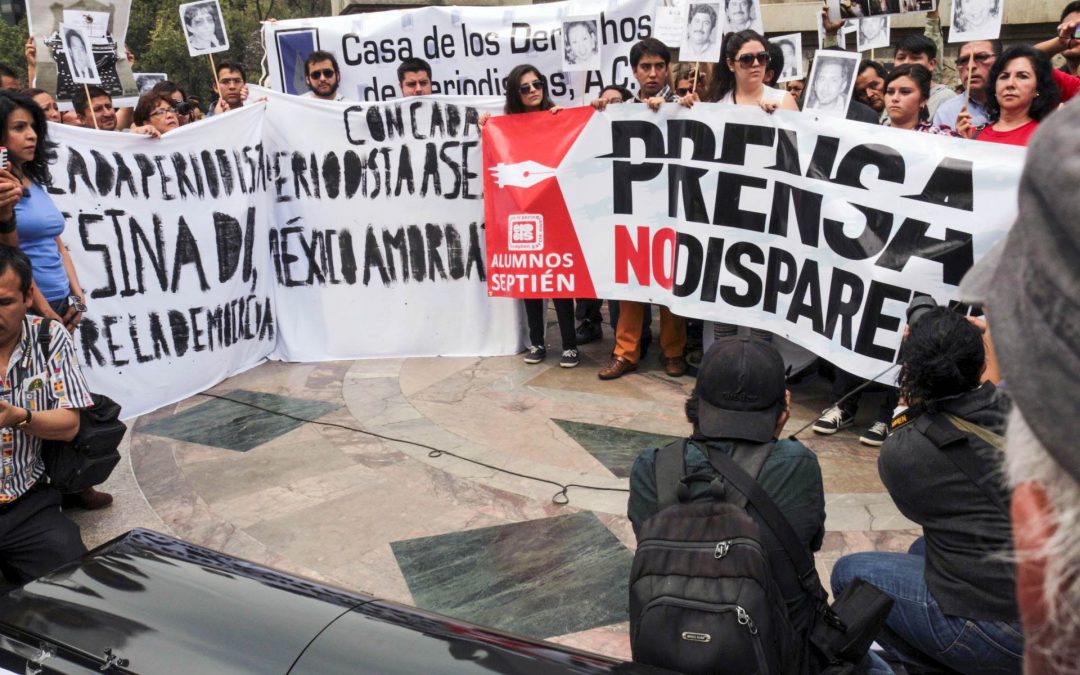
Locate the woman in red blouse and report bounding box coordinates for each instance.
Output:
[957,45,1060,146]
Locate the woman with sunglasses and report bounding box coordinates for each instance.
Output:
[701,31,796,346]
[497,64,578,367]
[882,64,961,135]
[703,31,799,113]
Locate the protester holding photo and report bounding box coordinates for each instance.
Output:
[882,64,961,135]
[207,61,248,116]
[957,45,1060,146]
[498,64,578,368]
[133,92,180,136]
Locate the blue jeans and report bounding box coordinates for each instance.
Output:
[831,538,1023,674]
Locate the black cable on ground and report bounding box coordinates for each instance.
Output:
[195,392,629,505]
[787,363,901,438]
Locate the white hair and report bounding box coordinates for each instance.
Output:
[1005,407,1080,673]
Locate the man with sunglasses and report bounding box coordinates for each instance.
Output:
[304,51,345,102]
[930,41,999,129]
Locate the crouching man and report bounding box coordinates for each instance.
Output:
[0,246,92,584]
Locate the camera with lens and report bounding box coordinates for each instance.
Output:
[173,100,196,116]
[906,295,939,327]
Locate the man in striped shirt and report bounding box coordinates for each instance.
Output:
[0,247,92,584]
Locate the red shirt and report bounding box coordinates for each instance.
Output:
[977,120,1039,146]
[1052,68,1080,103]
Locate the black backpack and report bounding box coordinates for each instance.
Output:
[34,319,125,493]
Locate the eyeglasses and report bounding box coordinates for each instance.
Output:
[676,87,691,96]
[150,108,178,119]
[219,77,244,86]
[735,52,770,67]
[519,79,544,94]
[961,52,995,65]
[309,68,336,80]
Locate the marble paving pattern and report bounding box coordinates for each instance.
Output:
[137,390,341,452]
[74,326,921,663]
[551,419,682,478]
[391,511,633,639]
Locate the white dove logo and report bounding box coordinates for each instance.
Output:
[489,161,558,189]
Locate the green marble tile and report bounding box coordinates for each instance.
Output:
[391,512,632,639]
[553,418,681,478]
[137,390,340,452]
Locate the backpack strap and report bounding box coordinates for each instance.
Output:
[701,445,823,598]
[37,317,53,356]
[915,412,1009,515]
[654,439,688,511]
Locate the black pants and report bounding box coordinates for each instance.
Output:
[524,299,577,350]
[0,485,86,584]
[574,299,621,331]
[831,369,899,424]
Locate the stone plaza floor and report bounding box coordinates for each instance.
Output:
[71,327,918,661]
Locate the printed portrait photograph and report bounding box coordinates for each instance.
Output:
[856,16,890,51]
[772,33,803,82]
[562,18,600,71]
[179,0,229,56]
[950,0,1002,42]
[682,3,722,62]
[804,51,859,117]
[135,72,167,94]
[60,24,100,84]
[724,0,762,33]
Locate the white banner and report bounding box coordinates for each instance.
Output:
[258,89,524,361]
[50,107,273,418]
[483,104,1026,382]
[261,0,656,105]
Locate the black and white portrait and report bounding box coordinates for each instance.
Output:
[60,25,99,84]
[724,0,763,33]
[134,72,167,94]
[179,0,229,56]
[772,33,803,82]
[682,3,722,62]
[856,16,890,51]
[949,0,1002,42]
[562,18,600,71]
[804,50,859,117]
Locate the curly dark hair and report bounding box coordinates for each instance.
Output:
[0,90,54,186]
[897,307,985,408]
[503,64,554,115]
[704,30,768,103]
[986,45,1060,123]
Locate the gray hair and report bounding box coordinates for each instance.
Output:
[1005,407,1080,672]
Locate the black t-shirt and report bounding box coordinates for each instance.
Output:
[880,383,1017,622]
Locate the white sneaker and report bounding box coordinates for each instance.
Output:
[812,406,854,434]
[860,421,889,447]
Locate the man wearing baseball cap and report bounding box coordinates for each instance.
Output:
[628,336,826,624]
[959,96,1080,674]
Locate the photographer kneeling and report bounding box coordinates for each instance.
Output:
[831,303,1022,674]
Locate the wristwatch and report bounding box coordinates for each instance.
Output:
[15,407,31,429]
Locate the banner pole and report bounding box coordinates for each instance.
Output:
[691,62,699,94]
[83,82,98,129]
[963,50,975,107]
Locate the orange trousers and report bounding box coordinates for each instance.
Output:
[613,301,686,364]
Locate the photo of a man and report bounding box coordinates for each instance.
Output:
[856,16,890,51]
[773,34,803,82]
[681,3,721,62]
[724,0,763,33]
[179,0,229,56]
[804,51,859,116]
[60,25,99,84]
[562,18,600,70]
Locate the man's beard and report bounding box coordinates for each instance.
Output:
[314,80,340,98]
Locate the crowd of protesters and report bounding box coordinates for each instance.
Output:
[2,5,1080,673]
